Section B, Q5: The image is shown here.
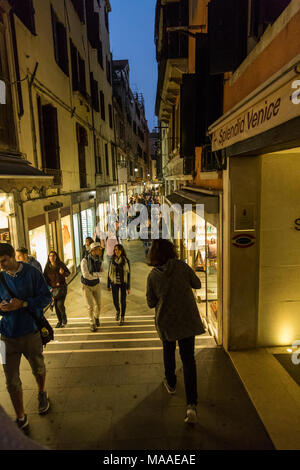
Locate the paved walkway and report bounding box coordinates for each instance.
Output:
[0,242,274,450]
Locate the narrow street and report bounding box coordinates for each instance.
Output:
[0,242,273,450]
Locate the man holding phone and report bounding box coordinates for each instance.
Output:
[0,243,52,434]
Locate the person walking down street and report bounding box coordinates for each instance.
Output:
[81,242,103,332]
[107,244,130,326]
[106,223,122,265]
[140,219,152,258]
[43,251,70,328]
[15,247,42,272]
[0,243,52,434]
[146,239,205,424]
[82,237,94,259]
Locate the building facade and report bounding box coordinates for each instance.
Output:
[112,59,150,198]
[0,0,118,274]
[155,0,299,350]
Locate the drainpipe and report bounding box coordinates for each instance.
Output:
[28,62,39,168]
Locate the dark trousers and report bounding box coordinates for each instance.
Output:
[111,283,127,317]
[162,336,197,406]
[54,289,67,324]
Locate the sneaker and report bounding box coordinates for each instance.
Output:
[163,378,176,394]
[62,318,67,326]
[38,392,50,415]
[119,317,124,326]
[90,324,97,332]
[55,322,64,328]
[115,311,120,322]
[16,414,29,433]
[95,318,100,327]
[184,404,197,424]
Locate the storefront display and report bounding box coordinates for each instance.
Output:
[81,207,95,241]
[61,214,74,270]
[73,213,81,268]
[29,225,48,270]
[0,194,14,244]
[206,223,218,333]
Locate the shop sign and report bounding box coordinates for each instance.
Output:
[232,233,256,248]
[209,76,300,152]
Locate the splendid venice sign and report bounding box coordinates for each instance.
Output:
[209,76,300,152]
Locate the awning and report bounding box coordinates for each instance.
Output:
[0,152,53,192]
[0,153,47,176]
[166,189,219,214]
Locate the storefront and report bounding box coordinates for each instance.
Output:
[0,193,15,245]
[208,58,300,350]
[28,214,48,270]
[166,189,221,341]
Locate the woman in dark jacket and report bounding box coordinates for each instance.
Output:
[107,244,130,325]
[146,239,205,424]
[44,251,70,328]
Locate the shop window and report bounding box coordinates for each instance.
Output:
[100,91,106,121]
[37,99,61,172]
[61,214,74,271]
[51,6,69,76]
[108,104,113,129]
[11,0,36,35]
[72,213,81,267]
[70,0,85,23]
[0,195,12,244]
[90,73,99,112]
[29,224,48,270]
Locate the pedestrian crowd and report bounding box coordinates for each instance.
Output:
[0,189,205,445]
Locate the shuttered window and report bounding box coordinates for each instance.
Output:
[100,91,106,121]
[11,0,36,34]
[70,0,85,23]
[208,0,248,75]
[90,73,99,112]
[51,6,69,77]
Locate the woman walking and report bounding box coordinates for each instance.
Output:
[44,251,70,328]
[146,239,205,424]
[107,244,130,325]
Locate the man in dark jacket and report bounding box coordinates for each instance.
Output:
[0,243,52,434]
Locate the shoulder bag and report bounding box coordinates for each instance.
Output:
[0,272,54,347]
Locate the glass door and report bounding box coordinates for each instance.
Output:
[206,222,218,336]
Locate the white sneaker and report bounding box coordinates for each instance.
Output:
[184,404,197,424]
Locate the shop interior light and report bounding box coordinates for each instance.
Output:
[287,349,293,353]
[0,196,6,205]
[134,168,138,172]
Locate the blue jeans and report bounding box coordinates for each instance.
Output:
[162,336,197,405]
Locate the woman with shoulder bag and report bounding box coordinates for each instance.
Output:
[146,239,205,425]
[43,251,70,328]
[107,244,130,325]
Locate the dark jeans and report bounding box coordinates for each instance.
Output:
[54,287,67,324]
[162,336,197,406]
[111,283,127,317]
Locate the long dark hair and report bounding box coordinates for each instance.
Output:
[44,251,63,273]
[113,244,128,261]
[148,239,177,267]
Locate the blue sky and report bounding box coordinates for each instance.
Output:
[109,0,158,132]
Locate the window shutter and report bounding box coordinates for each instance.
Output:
[56,22,69,76]
[51,6,60,66]
[180,74,197,158]
[42,105,60,170]
[12,0,36,34]
[90,73,99,112]
[70,0,85,23]
[70,40,79,91]
[208,0,248,75]
[78,56,86,95]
